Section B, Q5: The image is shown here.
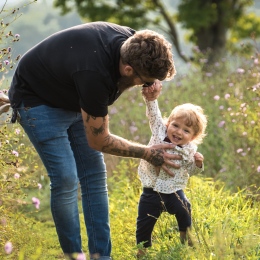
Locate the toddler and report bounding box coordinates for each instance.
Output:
[136,97,208,257]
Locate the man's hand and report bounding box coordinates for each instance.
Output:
[142,80,162,101]
[146,143,181,176]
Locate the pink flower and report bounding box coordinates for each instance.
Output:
[38,183,42,189]
[237,68,245,74]
[15,128,21,135]
[32,197,40,209]
[76,253,86,260]
[109,107,118,115]
[12,150,19,157]
[14,173,20,179]
[129,125,138,134]
[4,241,13,254]
[257,166,260,173]
[218,121,225,128]
[237,148,243,153]
[214,95,220,100]
[224,93,230,99]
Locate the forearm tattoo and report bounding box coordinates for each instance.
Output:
[102,135,146,158]
[148,148,164,167]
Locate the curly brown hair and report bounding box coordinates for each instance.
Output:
[120,30,176,81]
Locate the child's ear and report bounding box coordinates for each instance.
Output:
[191,135,197,141]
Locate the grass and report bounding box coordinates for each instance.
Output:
[1,159,259,259]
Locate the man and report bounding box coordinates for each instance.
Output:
[8,21,179,260]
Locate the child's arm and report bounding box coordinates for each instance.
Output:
[141,80,162,101]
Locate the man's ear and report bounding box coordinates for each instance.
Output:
[124,64,134,76]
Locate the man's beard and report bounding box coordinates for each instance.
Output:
[117,75,137,93]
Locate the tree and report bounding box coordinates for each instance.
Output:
[53,0,260,67]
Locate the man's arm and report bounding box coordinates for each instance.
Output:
[81,110,179,175]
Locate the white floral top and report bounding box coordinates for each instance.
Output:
[138,99,203,194]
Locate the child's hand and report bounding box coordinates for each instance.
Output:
[194,152,204,168]
[142,80,162,101]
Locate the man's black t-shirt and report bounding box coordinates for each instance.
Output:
[8,22,135,117]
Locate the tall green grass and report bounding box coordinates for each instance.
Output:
[109,159,260,260]
[1,158,259,259]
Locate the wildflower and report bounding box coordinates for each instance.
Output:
[38,183,42,189]
[257,166,260,173]
[242,132,247,136]
[214,95,220,100]
[32,197,40,209]
[237,68,245,74]
[219,105,224,110]
[218,121,225,127]
[254,58,259,65]
[15,128,21,135]
[109,107,117,115]
[129,125,138,134]
[228,83,234,87]
[4,60,9,65]
[15,34,20,38]
[0,218,7,226]
[12,150,19,157]
[192,46,200,53]
[237,148,243,153]
[205,72,212,77]
[76,253,86,260]
[4,241,13,254]
[251,121,255,125]
[14,173,20,179]
[224,93,230,99]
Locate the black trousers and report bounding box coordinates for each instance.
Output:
[136,188,191,248]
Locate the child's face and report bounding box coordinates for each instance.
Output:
[166,117,195,146]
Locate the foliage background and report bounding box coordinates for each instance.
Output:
[0,0,260,259]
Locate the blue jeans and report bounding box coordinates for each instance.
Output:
[17,104,111,259]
